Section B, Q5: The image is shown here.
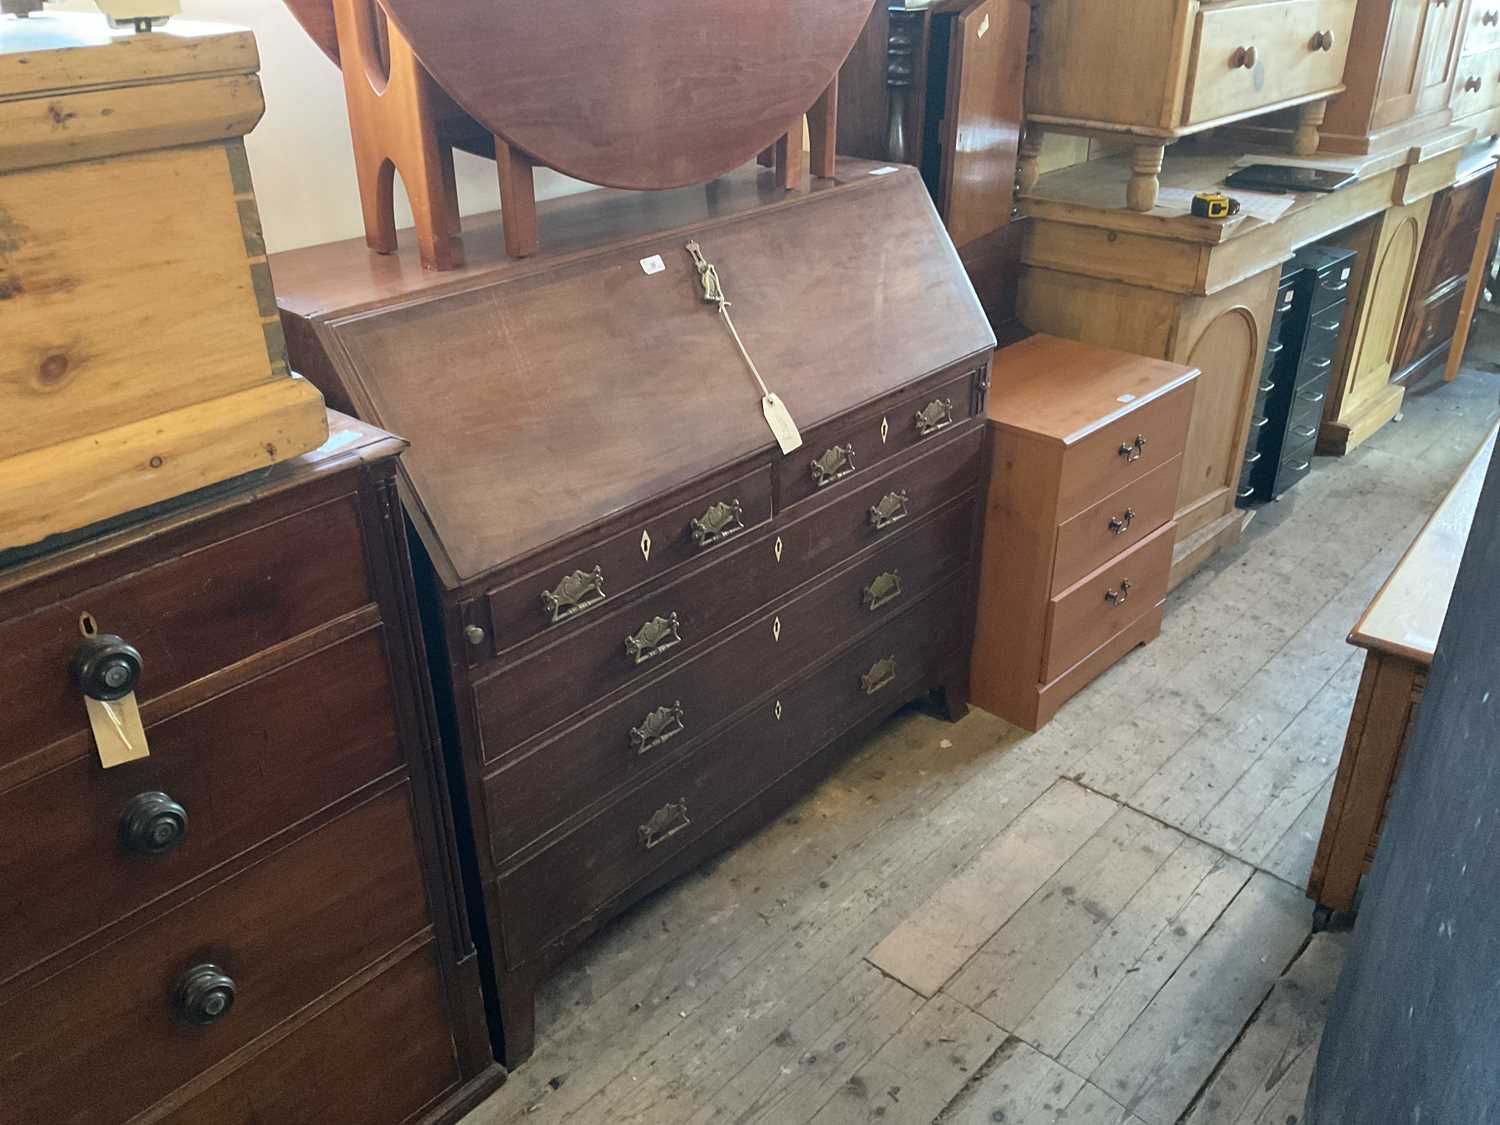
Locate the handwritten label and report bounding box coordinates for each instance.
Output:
[86,694,150,768]
[640,254,666,275]
[762,393,803,455]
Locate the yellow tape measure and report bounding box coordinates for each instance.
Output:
[1191,191,1241,219]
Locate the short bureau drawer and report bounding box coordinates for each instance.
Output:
[1452,47,1500,119]
[780,370,978,509]
[1042,521,1175,683]
[472,427,982,755]
[1055,385,1193,521]
[0,627,403,989]
[1467,3,1500,54]
[0,495,373,769]
[484,464,774,658]
[1052,455,1180,593]
[482,496,976,863]
[0,786,431,1125]
[492,576,967,969]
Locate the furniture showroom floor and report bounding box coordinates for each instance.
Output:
[464,329,1500,1125]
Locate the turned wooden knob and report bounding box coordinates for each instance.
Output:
[70,634,142,701]
[1485,9,1499,24]
[1232,45,1257,69]
[174,963,237,1025]
[1466,76,1483,92]
[119,792,188,855]
[1311,29,1336,51]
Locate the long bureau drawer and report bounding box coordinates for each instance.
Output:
[473,426,983,756]
[1055,385,1193,521]
[1052,455,1180,592]
[1042,521,1175,683]
[0,627,404,990]
[492,576,967,969]
[0,495,374,769]
[0,786,432,1124]
[483,495,976,864]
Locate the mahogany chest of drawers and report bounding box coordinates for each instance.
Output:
[971,335,1198,730]
[273,162,996,1065]
[0,414,502,1124]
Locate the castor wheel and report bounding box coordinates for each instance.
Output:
[1312,904,1333,933]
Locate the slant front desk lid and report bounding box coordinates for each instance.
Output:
[291,166,993,590]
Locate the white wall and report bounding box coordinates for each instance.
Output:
[54,0,587,253]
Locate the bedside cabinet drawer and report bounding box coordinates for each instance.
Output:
[1042,522,1175,683]
[1055,385,1194,521]
[0,627,404,989]
[0,787,431,1125]
[1052,456,1180,593]
[1184,0,1355,127]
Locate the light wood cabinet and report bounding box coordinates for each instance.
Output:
[1452,0,1500,137]
[1019,0,1357,209]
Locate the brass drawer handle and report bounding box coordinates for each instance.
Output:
[914,397,955,437]
[1310,29,1336,51]
[542,566,606,623]
[1104,580,1133,607]
[811,443,856,488]
[630,701,686,755]
[1108,507,1135,536]
[1231,44,1257,69]
[625,612,682,665]
[639,799,691,850]
[1118,434,1147,463]
[863,570,903,611]
[861,655,898,696]
[691,499,745,547]
[869,490,911,530]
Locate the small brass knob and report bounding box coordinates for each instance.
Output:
[174,963,236,1025]
[119,792,188,855]
[463,624,486,646]
[70,633,142,701]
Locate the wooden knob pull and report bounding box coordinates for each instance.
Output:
[1466,76,1483,92]
[1232,45,1257,68]
[174,963,237,1025]
[1311,29,1335,50]
[1486,9,1499,24]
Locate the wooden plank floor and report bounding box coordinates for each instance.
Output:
[463,355,1500,1125]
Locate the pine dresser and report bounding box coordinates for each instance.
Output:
[0,413,503,1124]
[273,160,997,1064]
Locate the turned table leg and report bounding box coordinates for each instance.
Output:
[1126,143,1166,212]
[1293,99,1327,156]
[1017,124,1044,194]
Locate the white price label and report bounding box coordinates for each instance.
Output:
[869,166,900,176]
[640,254,666,275]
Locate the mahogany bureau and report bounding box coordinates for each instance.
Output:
[0,413,502,1124]
[971,335,1198,730]
[273,162,997,1065]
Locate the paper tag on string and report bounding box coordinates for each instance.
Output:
[762,393,803,454]
[85,694,149,768]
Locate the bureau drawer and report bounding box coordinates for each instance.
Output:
[779,371,978,509]
[1052,456,1180,593]
[1405,279,1468,366]
[1183,0,1355,127]
[493,578,965,968]
[1042,522,1175,683]
[1468,3,1500,53]
[0,786,431,1125]
[484,464,774,659]
[1295,351,1337,390]
[155,940,461,1125]
[0,627,403,989]
[472,427,982,754]
[1275,448,1315,494]
[1055,385,1194,521]
[1453,47,1500,118]
[483,497,975,863]
[1284,419,1321,453]
[0,496,373,768]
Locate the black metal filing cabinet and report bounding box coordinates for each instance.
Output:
[1236,244,1357,505]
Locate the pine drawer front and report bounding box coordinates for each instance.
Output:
[1184,0,1356,127]
[154,939,462,1125]
[1054,385,1193,522]
[484,464,774,659]
[0,627,403,989]
[1042,522,1175,683]
[779,370,980,509]
[0,494,372,769]
[1452,47,1500,118]
[472,427,983,755]
[1051,455,1181,593]
[483,496,976,864]
[0,787,431,1125]
[1468,3,1500,54]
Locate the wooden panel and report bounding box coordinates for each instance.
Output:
[1042,520,1174,682]
[1052,455,1181,592]
[1183,0,1355,127]
[938,0,1028,248]
[156,940,462,1125]
[482,497,975,864]
[1056,382,1194,521]
[0,491,372,768]
[0,628,403,989]
[493,577,967,968]
[0,787,432,1125]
